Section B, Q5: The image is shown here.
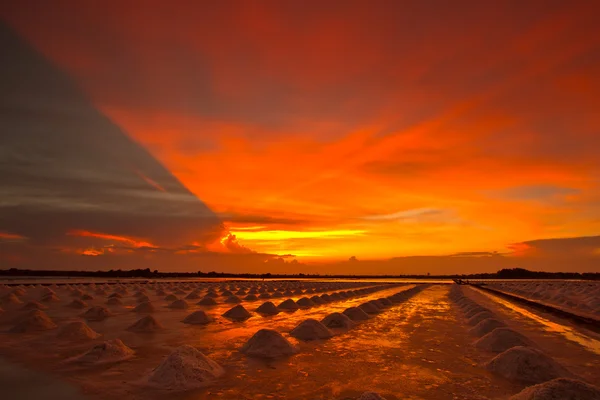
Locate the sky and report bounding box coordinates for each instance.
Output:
[1,1,600,274]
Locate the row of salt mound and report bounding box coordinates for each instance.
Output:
[239,286,418,359]
[451,285,584,392]
[453,287,531,354]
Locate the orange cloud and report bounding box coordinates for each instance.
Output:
[2,1,600,271]
[67,230,155,248]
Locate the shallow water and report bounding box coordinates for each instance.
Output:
[474,287,600,355]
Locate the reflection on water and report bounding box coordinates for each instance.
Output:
[474,287,600,355]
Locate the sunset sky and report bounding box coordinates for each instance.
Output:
[1,1,600,273]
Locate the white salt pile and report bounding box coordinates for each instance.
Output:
[2,293,23,305]
[22,301,47,311]
[224,295,242,304]
[359,302,380,314]
[41,293,61,303]
[182,311,211,325]
[222,305,251,321]
[68,299,88,309]
[10,310,57,333]
[290,319,333,341]
[475,328,532,353]
[106,297,123,306]
[467,311,496,326]
[379,297,393,306]
[509,378,600,400]
[343,307,370,321]
[277,299,299,311]
[83,306,112,321]
[256,301,280,316]
[240,329,296,358]
[168,299,189,309]
[147,345,224,390]
[296,297,315,308]
[136,295,150,303]
[70,339,134,365]
[197,297,218,306]
[133,301,156,313]
[321,312,355,329]
[469,318,507,337]
[358,392,387,400]
[127,315,164,333]
[57,321,101,340]
[185,292,201,300]
[486,346,570,384]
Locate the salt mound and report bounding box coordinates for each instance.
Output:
[509,378,600,400]
[244,294,258,301]
[470,318,506,337]
[71,339,134,365]
[486,346,570,384]
[22,301,47,311]
[290,319,333,341]
[467,311,495,326]
[136,295,150,303]
[222,305,251,321]
[359,302,380,314]
[185,292,201,300]
[127,315,164,333]
[168,299,189,309]
[224,295,242,304]
[41,293,61,303]
[106,297,123,306]
[182,311,211,325]
[310,295,325,305]
[197,297,217,306]
[57,321,101,340]
[256,301,279,316]
[10,310,57,333]
[133,301,156,313]
[277,299,299,311]
[358,392,387,400]
[378,298,393,307]
[343,307,370,321]
[147,345,224,390]
[241,329,296,358]
[68,299,88,309]
[321,312,355,329]
[2,293,23,305]
[296,297,315,308]
[164,294,178,301]
[81,294,94,301]
[83,306,112,321]
[475,328,531,353]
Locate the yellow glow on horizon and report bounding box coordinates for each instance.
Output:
[230,229,365,241]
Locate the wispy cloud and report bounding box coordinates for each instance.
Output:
[362,208,444,222]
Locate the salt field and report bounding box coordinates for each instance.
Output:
[0,280,598,399]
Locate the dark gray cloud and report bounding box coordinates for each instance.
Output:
[0,23,223,249]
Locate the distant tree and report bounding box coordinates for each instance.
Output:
[349,256,358,262]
